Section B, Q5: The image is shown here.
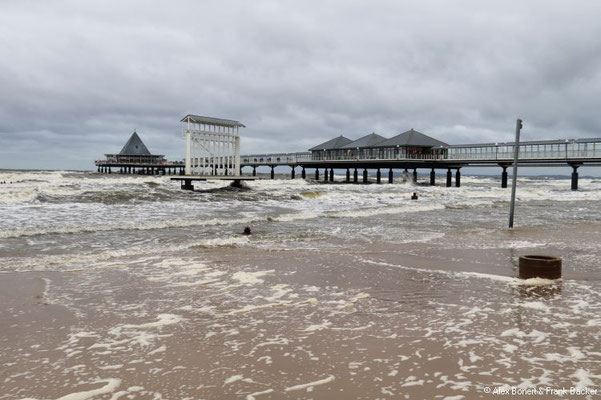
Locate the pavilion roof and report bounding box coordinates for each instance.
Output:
[339,133,388,149]
[308,135,354,151]
[181,114,246,128]
[375,129,448,148]
[119,131,152,156]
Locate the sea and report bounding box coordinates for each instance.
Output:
[1,170,600,399]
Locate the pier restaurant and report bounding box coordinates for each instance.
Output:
[310,129,449,161]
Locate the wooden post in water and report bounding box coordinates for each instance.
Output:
[509,119,523,229]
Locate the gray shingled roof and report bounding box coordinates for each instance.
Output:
[181,114,246,128]
[119,131,152,156]
[308,135,354,151]
[375,129,448,148]
[340,133,388,149]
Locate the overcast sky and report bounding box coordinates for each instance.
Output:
[1,0,601,170]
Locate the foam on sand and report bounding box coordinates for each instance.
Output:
[232,270,274,285]
[246,389,274,400]
[55,378,121,400]
[284,375,335,392]
[119,314,183,330]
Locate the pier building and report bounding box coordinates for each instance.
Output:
[96,131,184,175]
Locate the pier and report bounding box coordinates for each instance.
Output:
[240,130,601,190]
[95,131,184,175]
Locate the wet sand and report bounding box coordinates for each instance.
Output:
[2,222,601,399]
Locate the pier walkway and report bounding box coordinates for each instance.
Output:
[240,138,601,190]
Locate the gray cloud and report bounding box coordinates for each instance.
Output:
[1,0,601,169]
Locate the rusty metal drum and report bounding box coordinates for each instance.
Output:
[518,255,562,279]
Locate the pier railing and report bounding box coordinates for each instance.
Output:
[95,159,185,166]
[241,152,312,164]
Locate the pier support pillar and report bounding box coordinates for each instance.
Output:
[430,168,435,186]
[270,166,275,179]
[446,168,452,187]
[162,168,166,175]
[363,169,368,183]
[455,168,461,187]
[388,168,393,183]
[346,168,350,182]
[108,167,111,174]
[571,165,579,191]
[302,167,306,179]
[181,179,194,191]
[501,166,508,188]
[353,168,358,183]
[315,168,319,180]
[413,169,417,183]
[97,166,100,173]
[376,168,381,184]
[291,167,295,179]
[329,168,334,182]
[253,167,256,176]
[324,168,329,182]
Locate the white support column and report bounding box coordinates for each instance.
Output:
[201,135,206,175]
[185,129,191,175]
[235,134,240,177]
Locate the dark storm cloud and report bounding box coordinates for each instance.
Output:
[1,0,601,169]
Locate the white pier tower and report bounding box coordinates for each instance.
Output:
[182,114,245,176]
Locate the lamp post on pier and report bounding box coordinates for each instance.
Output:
[508,119,523,229]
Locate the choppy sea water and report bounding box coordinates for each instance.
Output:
[1,170,600,399]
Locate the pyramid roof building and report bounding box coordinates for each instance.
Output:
[376,129,448,148]
[119,131,152,156]
[340,133,388,149]
[308,135,354,151]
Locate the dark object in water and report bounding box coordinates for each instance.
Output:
[411,192,418,200]
[519,255,562,279]
[243,226,252,235]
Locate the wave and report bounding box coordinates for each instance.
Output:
[0,207,330,239]
[327,203,445,218]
